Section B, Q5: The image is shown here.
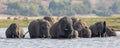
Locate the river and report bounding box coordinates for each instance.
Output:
[0,28,120,48]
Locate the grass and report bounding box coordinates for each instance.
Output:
[0,19,34,28]
[0,16,120,31]
[80,16,120,31]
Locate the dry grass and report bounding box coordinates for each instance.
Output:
[0,16,120,31]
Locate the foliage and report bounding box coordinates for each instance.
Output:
[3,0,120,16]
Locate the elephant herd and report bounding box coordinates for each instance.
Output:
[5,16,117,39]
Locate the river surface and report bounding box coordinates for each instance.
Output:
[0,28,120,48]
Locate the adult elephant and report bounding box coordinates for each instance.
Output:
[28,19,51,38]
[89,21,106,37]
[50,17,77,39]
[5,23,24,38]
[73,20,91,38]
[104,27,117,37]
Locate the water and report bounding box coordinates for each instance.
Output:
[0,28,120,48]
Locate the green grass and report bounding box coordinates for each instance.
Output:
[0,19,34,28]
[80,16,120,31]
[0,16,120,31]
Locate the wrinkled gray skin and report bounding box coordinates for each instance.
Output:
[5,23,24,38]
[73,20,91,38]
[50,17,75,39]
[104,27,117,37]
[89,21,106,37]
[28,19,51,38]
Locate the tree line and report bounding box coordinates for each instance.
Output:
[2,0,120,16]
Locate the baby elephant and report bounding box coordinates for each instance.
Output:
[73,20,91,38]
[104,27,117,37]
[5,23,24,38]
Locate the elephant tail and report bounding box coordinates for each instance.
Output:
[22,31,29,38]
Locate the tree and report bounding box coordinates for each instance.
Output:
[110,1,120,14]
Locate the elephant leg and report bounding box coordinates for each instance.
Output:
[43,31,51,38]
[30,35,37,38]
[38,33,43,38]
[29,31,37,38]
[6,35,12,38]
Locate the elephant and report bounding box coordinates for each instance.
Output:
[50,17,76,39]
[73,20,87,30]
[5,23,24,38]
[43,16,56,25]
[104,27,117,37]
[71,17,79,25]
[28,19,51,38]
[77,27,91,38]
[73,20,91,38]
[89,21,106,37]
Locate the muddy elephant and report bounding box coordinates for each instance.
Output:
[73,20,91,38]
[28,19,51,38]
[104,27,117,37]
[89,21,106,37]
[43,16,56,25]
[50,17,76,39]
[5,23,24,38]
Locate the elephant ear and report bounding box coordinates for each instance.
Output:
[103,21,106,28]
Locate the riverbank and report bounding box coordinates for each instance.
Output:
[0,16,120,31]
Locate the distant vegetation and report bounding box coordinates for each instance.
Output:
[1,0,120,16]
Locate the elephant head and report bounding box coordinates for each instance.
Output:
[105,27,117,37]
[73,20,91,38]
[58,17,74,38]
[73,20,87,31]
